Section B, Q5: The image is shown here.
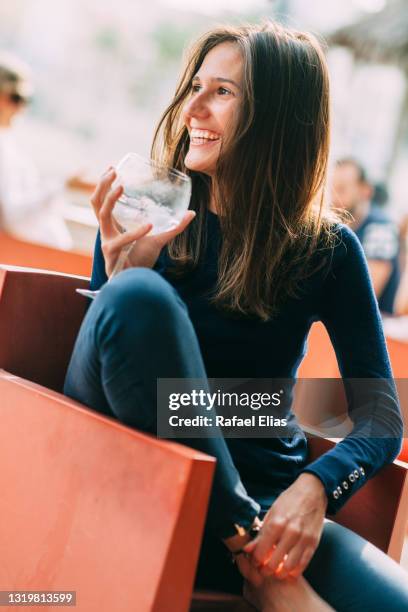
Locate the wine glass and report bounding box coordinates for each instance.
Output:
[76,153,192,299]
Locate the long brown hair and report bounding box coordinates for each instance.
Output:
[151,21,343,321]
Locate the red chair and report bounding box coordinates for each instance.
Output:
[400,440,408,464]
[1,266,408,612]
[0,266,216,611]
[297,322,340,379]
[297,322,408,464]
[0,232,92,277]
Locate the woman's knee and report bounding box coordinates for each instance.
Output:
[97,267,184,323]
[304,519,408,609]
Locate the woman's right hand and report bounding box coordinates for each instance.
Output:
[91,167,196,278]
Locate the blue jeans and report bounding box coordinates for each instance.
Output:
[64,268,408,610]
[64,268,260,538]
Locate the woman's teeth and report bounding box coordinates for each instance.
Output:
[190,129,221,145]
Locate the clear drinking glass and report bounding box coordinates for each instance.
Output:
[76,153,192,299]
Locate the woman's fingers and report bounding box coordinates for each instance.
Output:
[244,519,285,570]
[155,210,196,246]
[175,209,197,233]
[102,222,153,257]
[272,540,304,579]
[286,546,315,579]
[99,184,124,239]
[257,528,300,577]
[242,539,256,555]
[90,167,116,217]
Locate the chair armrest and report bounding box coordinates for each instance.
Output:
[0,233,92,275]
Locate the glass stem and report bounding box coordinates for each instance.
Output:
[109,242,134,279]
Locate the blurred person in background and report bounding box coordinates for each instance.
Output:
[0,52,92,250]
[331,158,400,315]
[371,181,389,209]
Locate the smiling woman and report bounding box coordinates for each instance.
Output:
[63,20,408,612]
[151,23,336,321]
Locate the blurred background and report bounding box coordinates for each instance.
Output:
[1,0,407,199]
[0,0,407,250]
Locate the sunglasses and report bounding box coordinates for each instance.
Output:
[9,93,29,105]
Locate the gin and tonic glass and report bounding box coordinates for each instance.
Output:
[77,152,192,299]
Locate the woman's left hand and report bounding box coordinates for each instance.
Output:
[243,473,328,579]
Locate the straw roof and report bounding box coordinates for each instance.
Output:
[330,1,408,68]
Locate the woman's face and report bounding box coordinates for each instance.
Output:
[182,42,243,177]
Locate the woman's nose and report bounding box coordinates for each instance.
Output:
[183,91,211,120]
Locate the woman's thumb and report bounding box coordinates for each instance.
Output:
[180,209,196,227]
[161,209,196,242]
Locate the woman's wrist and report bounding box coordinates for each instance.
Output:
[297,472,329,510]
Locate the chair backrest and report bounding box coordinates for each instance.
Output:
[0,266,216,611]
[0,371,215,612]
[0,266,89,391]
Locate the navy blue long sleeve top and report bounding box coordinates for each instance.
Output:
[90,211,403,515]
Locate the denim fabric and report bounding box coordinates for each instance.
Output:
[64,267,260,538]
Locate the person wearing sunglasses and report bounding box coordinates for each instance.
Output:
[0,52,91,249]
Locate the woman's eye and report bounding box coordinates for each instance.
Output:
[190,84,232,96]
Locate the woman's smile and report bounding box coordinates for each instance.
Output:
[190,128,222,147]
[190,137,221,148]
